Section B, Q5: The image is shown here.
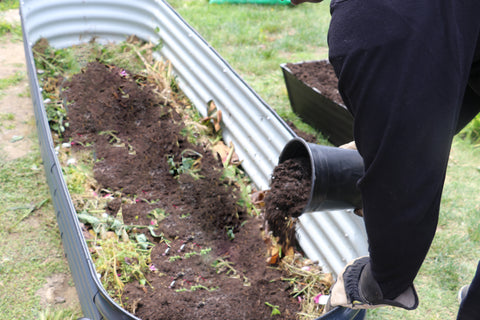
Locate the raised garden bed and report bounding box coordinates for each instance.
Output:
[281,60,354,146]
[32,38,334,319]
[21,1,368,319]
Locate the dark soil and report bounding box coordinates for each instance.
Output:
[285,120,318,144]
[285,60,343,105]
[62,61,301,319]
[264,158,311,249]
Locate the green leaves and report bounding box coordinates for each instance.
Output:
[264,302,281,316]
[167,149,204,179]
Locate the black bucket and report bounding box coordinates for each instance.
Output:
[279,138,364,212]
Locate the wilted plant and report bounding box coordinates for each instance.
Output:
[167,149,204,179]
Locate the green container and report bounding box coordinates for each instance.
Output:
[209,0,291,4]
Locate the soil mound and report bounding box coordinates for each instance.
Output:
[62,61,300,319]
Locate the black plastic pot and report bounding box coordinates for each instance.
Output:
[281,61,354,146]
[279,137,364,212]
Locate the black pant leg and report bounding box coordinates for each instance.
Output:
[458,262,480,320]
[328,0,480,299]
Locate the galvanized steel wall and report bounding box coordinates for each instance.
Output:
[21,0,368,317]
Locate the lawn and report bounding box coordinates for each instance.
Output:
[1,0,479,319]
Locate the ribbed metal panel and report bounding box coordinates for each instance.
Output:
[297,211,367,274]
[21,0,368,317]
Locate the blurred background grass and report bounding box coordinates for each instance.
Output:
[1,0,479,319]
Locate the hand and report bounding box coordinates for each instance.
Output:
[324,257,418,313]
[339,140,357,150]
[290,0,323,5]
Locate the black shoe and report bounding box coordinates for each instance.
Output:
[324,256,419,313]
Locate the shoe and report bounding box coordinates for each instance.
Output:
[458,285,470,303]
[324,256,419,313]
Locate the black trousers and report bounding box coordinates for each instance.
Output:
[327,0,480,318]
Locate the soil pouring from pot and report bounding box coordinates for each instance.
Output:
[264,158,311,252]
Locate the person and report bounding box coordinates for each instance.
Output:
[290,0,480,319]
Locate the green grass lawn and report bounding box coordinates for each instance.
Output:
[0,150,81,319]
[1,0,479,319]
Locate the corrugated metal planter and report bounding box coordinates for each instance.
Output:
[20,1,367,319]
[281,61,354,146]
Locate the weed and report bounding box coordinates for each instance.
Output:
[0,112,14,121]
[167,149,204,179]
[0,70,24,90]
[459,113,480,146]
[213,256,251,286]
[99,130,122,144]
[0,0,19,11]
[226,226,235,240]
[0,112,15,129]
[91,236,152,302]
[169,255,182,262]
[175,284,218,292]
[0,20,21,38]
[213,257,237,276]
[78,208,172,301]
[184,247,212,259]
[278,254,333,319]
[45,100,68,137]
[200,247,212,255]
[148,208,169,223]
[169,247,212,261]
[63,163,92,195]
[265,302,281,316]
[78,210,165,244]
[37,308,80,320]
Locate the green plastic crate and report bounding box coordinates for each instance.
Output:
[209,0,291,5]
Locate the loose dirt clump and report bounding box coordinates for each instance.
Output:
[264,157,311,250]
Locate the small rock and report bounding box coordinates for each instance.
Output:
[55,296,66,304]
[10,136,24,143]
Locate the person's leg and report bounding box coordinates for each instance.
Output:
[456,42,480,320]
[458,262,480,320]
[328,0,480,299]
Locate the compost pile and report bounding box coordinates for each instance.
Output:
[285,60,343,105]
[59,60,304,319]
